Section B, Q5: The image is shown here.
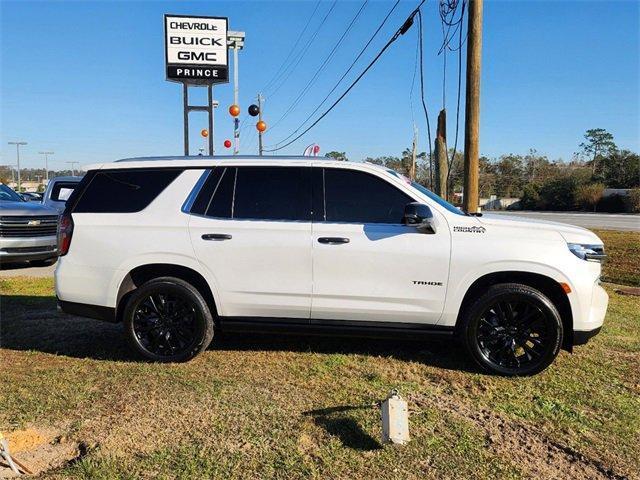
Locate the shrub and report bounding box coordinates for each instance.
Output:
[597,194,627,213]
[519,183,540,210]
[626,189,640,213]
[576,183,605,211]
[538,176,582,211]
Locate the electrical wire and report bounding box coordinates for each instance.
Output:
[417,8,433,187]
[261,0,322,94]
[265,0,339,99]
[269,0,370,132]
[271,0,401,145]
[263,0,426,153]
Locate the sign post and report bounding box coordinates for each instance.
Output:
[165,14,229,155]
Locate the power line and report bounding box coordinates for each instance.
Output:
[264,0,426,153]
[417,9,433,187]
[265,0,339,99]
[272,0,401,145]
[443,0,466,189]
[261,0,322,94]
[268,0,370,133]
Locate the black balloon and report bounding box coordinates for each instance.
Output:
[248,104,260,116]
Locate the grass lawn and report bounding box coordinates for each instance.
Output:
[1,274,638,479]
[593,229,640,286]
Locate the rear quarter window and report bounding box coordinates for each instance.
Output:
[73,169,183,213]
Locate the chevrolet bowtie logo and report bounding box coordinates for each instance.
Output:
[27,220,41,226]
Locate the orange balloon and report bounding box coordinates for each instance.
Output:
[256,120,267,132]
[200,129,209,138]
[229,104,240,117]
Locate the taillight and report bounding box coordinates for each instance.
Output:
[58,213,74,256]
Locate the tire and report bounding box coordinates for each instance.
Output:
[30,257,57,267]
[460,283,563,376]
[123,277,214,362]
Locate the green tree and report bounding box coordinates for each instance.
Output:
[538,176,584,211]
[602,150,640,188]
[324,151,348,162]
[520,183,541,210]
[577,128,617,177]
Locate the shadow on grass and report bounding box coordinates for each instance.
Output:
[0,294,478,373]
[303,405,382,451]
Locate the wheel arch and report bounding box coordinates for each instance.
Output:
[455,271,574,351]
[116,263,218,324]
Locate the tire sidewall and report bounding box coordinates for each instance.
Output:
[123,277,214,362]
[463,284,563,376]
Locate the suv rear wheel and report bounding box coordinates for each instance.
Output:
[123,277,214,362]
[460,283,563,376]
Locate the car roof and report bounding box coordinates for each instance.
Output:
[49,176,83,182]
[86,156,392,173]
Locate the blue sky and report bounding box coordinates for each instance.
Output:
[1,0,638,171]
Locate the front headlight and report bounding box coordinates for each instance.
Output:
[567,243,606,262]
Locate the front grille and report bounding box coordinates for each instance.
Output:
[0,215,59,238]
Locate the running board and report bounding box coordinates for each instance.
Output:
[218,317,455,340]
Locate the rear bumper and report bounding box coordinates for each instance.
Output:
[57,299,117,323]
[573,327,602,346]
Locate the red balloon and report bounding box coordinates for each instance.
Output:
[224,139,232,148]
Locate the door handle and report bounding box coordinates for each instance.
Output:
[202,233,232,241]
[317,237,350,245]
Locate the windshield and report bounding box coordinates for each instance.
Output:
[0,184,24,202]
[409,181,466,216]
[383,169,465,216]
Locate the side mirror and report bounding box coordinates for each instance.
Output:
[403,202,437,234]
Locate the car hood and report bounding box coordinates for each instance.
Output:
[0,200,60,216]
[477,213,603,245]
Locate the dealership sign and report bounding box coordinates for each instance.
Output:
[164,14,229,85]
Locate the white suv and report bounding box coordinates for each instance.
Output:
[55,156,608,375]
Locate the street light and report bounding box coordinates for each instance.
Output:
[38,151,54,184]
[8,141,27,192]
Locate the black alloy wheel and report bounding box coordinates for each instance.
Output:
[461,283,563,376]
[123,277,214,362]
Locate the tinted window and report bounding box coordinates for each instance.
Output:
[73,169,183,213]
[234,167,311,221]
[51,182,78,202]
[191,168,225,215]
[323,169,412,224]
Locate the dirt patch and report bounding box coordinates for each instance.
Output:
[0,427,81,478]
[614,287,640,296]
[409,392,628,480]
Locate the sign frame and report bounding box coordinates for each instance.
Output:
[164,14,229,85]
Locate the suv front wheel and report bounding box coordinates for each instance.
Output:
[123,277,214,362]
[460,283,563,376]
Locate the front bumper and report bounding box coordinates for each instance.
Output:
[572,281,608,346]
[0,235,58,262]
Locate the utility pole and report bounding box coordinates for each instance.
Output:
[228,31,245,155]
[66,161,79,176]
[258,93,264,156]
[435,110,448,199]
[462,0,483,213]
[8,141,27,192]
[38,151,54,183]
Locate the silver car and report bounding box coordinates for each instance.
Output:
[42,176,82,214]
[0,184,59,266]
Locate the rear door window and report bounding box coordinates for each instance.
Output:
[192,166,311,221]
[73,169,183,213]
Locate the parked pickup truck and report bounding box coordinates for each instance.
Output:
[0,183,59,266]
